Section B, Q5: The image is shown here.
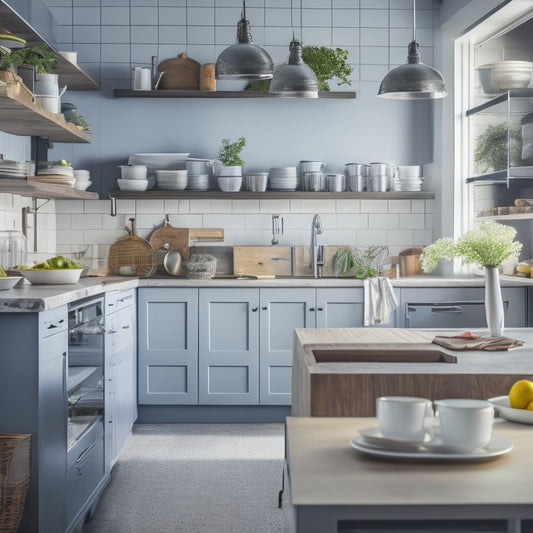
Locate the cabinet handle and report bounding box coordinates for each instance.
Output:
[107,329,117,334]
[317,307,323,311]
[121,324,130,329]
[309,307,315,312]
[251,307,258,312]
[75,443,95,465]
[262,306,268,310]
[118,295,133,302]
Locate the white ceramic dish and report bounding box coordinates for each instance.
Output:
[128,153,190,170]
[488,395,533,425]
[117,179,149,191]
[74,180,91,191]
[16,269,83,285]
[358,426,432,450]
[119,165,148,180]
[218,176,242,192]
[350,434,513,462]
[0,276,23,290]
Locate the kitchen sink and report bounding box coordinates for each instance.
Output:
[311,348,457,364]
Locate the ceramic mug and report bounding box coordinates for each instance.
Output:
[376,396,433,441]
[435,399,494,452]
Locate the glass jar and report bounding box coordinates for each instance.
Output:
[0,231,27,268]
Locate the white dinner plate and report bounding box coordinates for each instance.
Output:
[358,426,432,450]
[488,396,533,425]
[350,434,513,462]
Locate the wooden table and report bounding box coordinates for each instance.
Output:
[286,417,533,533]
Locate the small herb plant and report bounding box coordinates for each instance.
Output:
[420,220,522,271]
[333,246,387,278]
[246,45,353,92]
[474,123,522,173]
[217,137,246,167]
[67,111,91,131]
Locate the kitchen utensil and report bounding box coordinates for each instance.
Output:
[345,163,369,177]
[346,174,366,191]
[157,53,200,90]
[244,173,268,192]
[163,250,182,276]
[302,171,326,191]
[149,217,191,273]
[183,254,217,279]
[107,218,157,277]
[399,247,422,276]
[133,67,151,90]
[326,174,345,192]
[376,396,433,441]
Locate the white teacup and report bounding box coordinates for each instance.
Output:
[376,396,433,441]
[435,399,494,452]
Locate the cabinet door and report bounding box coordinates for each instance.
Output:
[316,288,365,328]
[104,311,117,469]
[138,288,198,405]
[199,288,259,405]
[259,288,315,405]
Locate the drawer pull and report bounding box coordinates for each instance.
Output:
[251,307,258,312]
[75,442,96,465]
[121,324,130,329]
[431,306,463,314]
[262,306,268,310]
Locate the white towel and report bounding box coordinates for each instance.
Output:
[364,276,399,326]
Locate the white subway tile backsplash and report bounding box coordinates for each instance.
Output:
[386,229,414,246]
[387,200,411,213]
[56,200,85,214]
[211,199,233,212]
[357,229,389,246]
[57,229,85,244]
[190,199,212,213]
[413,229,433,245]
[259,199,290,213]
[360,199,387,213]
[232,200,260,213]
[338,213,368,229]
[290,199,337,213]
[135,200,165,213]
[399,213,425,229]
[203,214,245,228]
[336,199,360,213]
[116,199,136,213]
[369,213,399,229]
[411,199,425,213]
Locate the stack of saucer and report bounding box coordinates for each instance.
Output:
[31,163,75,186]
[156,169,187,191]
[73,169,92,191]
[269,166,298,191]
[187,173,210,191]
[393,165,423,192]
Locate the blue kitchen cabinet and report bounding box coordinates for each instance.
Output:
[0,306,68,533]
[399,287,527,328]
[199,288,260,404]
[259,288,316,405]
[138,288,199,404]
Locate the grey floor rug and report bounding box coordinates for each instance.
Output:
[82,423,295,533]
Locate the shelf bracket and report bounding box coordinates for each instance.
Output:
[109,196,117,217]
[22,197,50,252]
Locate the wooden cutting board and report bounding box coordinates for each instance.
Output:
[149,221,190,275]
[233,246,292,277]
[157,53,200,90]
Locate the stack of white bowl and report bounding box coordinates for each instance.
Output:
[393,165,423,191]
[491,60,532,90]
[117,164,149,191]
[73,169,91,190]
[156,169,187,190]
[269,167,298,191]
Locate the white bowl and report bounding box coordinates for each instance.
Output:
[74,180,92,191]
[117,178,149,191]
[0,276,23,290]
[119,165,148,180]
[491,60,532,90]
[73,169,90,181]
[217,176,242,192]
[15,268,83,285]
[155,169,188,179]
[488,396,533,425]
[128,153,190,170]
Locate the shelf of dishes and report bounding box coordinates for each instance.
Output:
[113,89,356,99]
[0,178,98,199]
[0,82,91,142]
[0,0,98,90]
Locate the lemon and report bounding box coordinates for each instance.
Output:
[508,379,533,409]
[526,400,533,411]
[516,262,531,274]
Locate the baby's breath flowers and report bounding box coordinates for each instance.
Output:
[420,220,522,272]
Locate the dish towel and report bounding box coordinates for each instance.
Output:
[433,332,524,351]
[364,276,399,326]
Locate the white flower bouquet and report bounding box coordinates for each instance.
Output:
[420,220,523,272]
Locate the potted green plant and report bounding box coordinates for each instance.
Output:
[246,45,353,92]
[216,136,246,174]
[474,123,522,174]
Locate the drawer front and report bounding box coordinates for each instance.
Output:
[40,305,68,337]
[116,289,135,311]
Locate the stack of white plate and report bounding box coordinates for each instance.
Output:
[128,153,190,172]
[73,169,92,191]
[32,164,75,186]
[269,166,298,191]
[187,174,210,191]
[393,176,423,192]
[0,160,35,179]
[156,169,187,191]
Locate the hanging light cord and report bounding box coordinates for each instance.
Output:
[412,0,416,42]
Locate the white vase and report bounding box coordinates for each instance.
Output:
[485,266,504,337]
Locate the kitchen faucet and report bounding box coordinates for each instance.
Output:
[310,214,323,278]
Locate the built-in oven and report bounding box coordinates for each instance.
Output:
[67,294,105,524]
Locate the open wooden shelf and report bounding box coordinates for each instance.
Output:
[0,0,98,90]
[0,83,90,142]
[113,89,356,99]
[0,179,98,199]
[109,190,434,200]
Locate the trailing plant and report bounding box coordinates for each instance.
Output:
[67,111,91,131]
[474,123,522,173]
[420,220,522,272]
[0,43,56,73]
[246,45,353,92]
[333,245,387,278]
[217,137,246,166]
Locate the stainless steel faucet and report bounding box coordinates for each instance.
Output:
[310,214,323,278]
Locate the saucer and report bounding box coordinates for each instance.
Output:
[350,434,513,462]
[358,427,431,450]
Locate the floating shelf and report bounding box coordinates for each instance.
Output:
[0,83,91,142]
[113,89,356,99]
[109,190,434,200]
[0,0,98,90]
[0,179,98,199]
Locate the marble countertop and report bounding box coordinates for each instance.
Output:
[0,273,528,312]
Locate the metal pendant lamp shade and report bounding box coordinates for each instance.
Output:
[269,38,318,98]
[215,2,273,80]
[378,0,446,99]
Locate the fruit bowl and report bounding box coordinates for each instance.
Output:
[487,396,533,425]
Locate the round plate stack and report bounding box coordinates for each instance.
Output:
[156,169,187,190]
[269,167,297,191]
[30,165,75,186]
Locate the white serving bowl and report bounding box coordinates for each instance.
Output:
[155,169,188,179]
[491,60,532,90]
[217,176,242,192]
[16,268,83,285]
[119,165,148,180]
[0,276,23,290]
[74,180,92,191]
[128,153,190,170]
[117,178,149,191]
[488,396,533,425]
[73,169,90,181]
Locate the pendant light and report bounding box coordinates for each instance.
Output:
[215,0,273,80]
[268,0,318,98]
[378,0,446,99]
